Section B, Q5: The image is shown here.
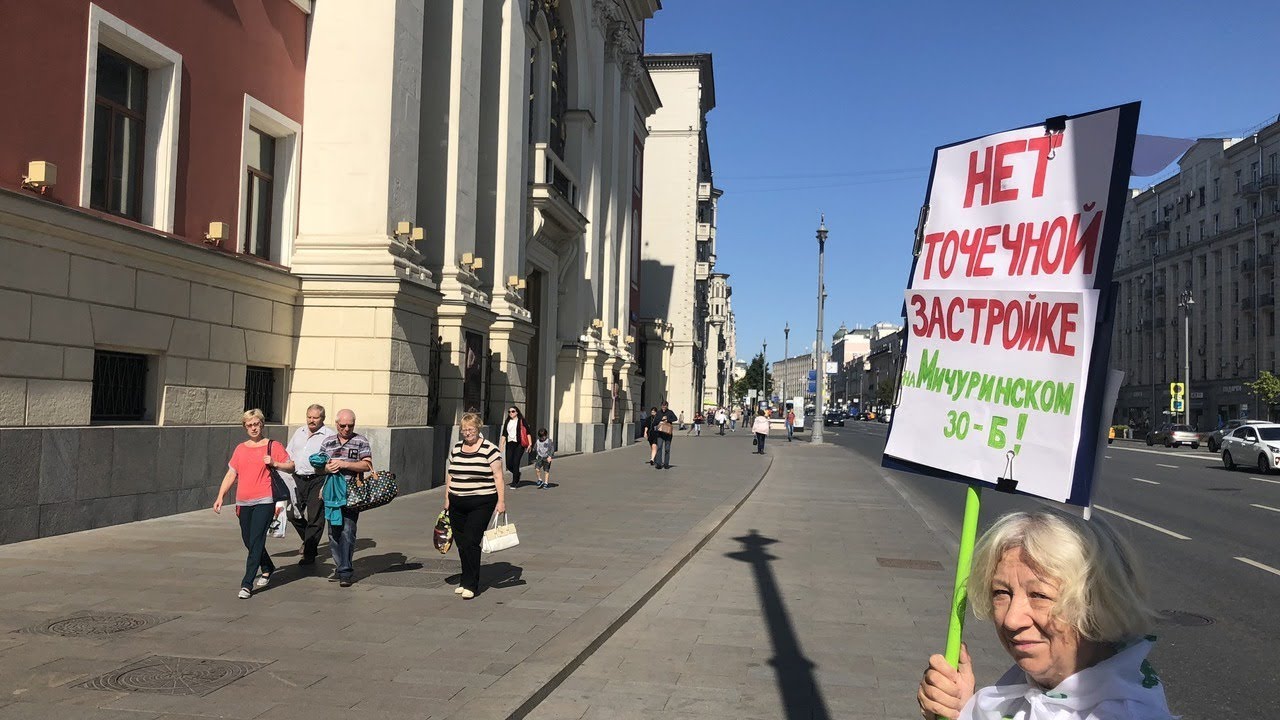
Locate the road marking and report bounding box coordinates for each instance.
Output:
[1156,463,1179,469]
[1109,445,1206,459]
[1093,505,1191,540]
[1251,476,1280,485]
[1131,477,1160,485]
[1250,503,1280,514]
[1235,557,1280,578]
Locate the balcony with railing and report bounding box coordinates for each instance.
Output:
[1261,293,1276,308]
[529,143,586,234]
[1262,173,1280,192]
[1141,219,1170,239]
[1240,178,1262,197]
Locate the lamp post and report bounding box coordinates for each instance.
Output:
[761,338,768,415]
[783,323,790,412]
[1179,289,1195,426]
[812,216,828,445]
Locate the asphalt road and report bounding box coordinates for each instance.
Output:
[821,421,1280,719]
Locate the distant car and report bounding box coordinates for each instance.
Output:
[1207,419,1268,453]
[823,411,845,427]
[1221,422,1280,473]
[1145,424,1199,448]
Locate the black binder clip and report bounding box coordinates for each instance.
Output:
[912,204,930,257]
[995,450,1018,493]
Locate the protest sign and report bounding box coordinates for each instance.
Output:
[884,103,1139,507]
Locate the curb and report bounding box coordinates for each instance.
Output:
[445,451,775,720]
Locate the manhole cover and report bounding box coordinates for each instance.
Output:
[18,613,178,637]
[359,557,458,589]
[1157,610,1215,626]
[876,557,945,571]
[75,655,268,696]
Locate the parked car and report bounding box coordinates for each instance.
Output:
[1220,422,1280,473]
[823,411,845,427]
[1145,424,1199,448]
[1207,419,1269,453]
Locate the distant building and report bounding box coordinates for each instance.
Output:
[638,53,720,418]
[1112,117,1280,428]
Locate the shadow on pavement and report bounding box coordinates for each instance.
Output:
[726,529,830,720]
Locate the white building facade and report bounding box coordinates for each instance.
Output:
[637,53,720,418]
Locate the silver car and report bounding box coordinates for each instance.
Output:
[1207,419,1268,453]
[1221,422,1280,473]
[1145,424,1199,448]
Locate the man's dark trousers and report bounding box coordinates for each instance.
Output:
[290,474,327,561]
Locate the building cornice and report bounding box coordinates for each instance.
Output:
[643,53,715,112]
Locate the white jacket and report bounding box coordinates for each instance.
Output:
[960,639,1174,720]
[751,416,770,434]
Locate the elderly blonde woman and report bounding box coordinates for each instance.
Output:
[214,409,294,599]
[918,508,1173,720]
[443,412,507,598]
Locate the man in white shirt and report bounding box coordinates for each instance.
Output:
[286,404,336,565]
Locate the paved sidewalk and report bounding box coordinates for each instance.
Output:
[0,432,768,720]
[531,436,1008,720]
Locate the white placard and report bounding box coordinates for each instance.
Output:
[884,104,1138,505]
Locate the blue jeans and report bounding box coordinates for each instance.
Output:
[755,433,767,453]
[329,508,360,580]
[656,434,672,467]
[786,422,794,441]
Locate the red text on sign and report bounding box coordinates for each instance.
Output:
[964,134,1065,208]
[907,293,1080,357]
[918,205,1102,280]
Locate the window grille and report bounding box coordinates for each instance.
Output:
[91,350,149,421]
[244,366,277,422]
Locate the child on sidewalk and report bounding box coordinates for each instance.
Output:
[533,428,555,488]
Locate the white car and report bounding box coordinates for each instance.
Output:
[1220,422,1280,473]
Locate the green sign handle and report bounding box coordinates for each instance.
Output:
[937,483,982,720]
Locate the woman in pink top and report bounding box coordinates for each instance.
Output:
[214,409,294,599]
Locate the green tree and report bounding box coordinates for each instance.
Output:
[1247,370,1280,420]
[875,379,896,408]
[732,352,772,404]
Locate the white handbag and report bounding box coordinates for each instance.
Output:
[481,512,519,554]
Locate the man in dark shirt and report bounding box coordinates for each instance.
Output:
[653,400,678,470]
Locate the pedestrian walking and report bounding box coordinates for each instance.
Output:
[213,409,295,599]
[444,412,507,599]
[785,407,796,442]
[730,407,740,432]
[285,404,336,566]
[751,409,770,454]
[916,508,1173,720]
[644,407,659,465]
[319,409,373,587]
[533,428,554,488]
[654,400,677,469]
[716,407,728,435]
[501,406,532,487]
[689,409,703,436]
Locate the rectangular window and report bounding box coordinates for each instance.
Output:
[91,350,149,422]
[244,366,279,422]
[1236,170,1243,191]
[89,47,147,220]
[1235,207,1241,227]
[244,128,275,260]
[1199,186,1205,207]
[1214,213,1220,233]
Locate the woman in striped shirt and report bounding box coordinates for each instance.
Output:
[444,412,507,599]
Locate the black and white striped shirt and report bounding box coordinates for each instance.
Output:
[447,439,501,496]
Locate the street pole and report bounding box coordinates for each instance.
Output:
[783,323,790,413]
[762,338,768,414]
[812,216,827,445]
[1180,289,1195,427]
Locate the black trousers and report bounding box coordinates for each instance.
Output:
[238,503,276,589]
[448,492,498,592]
[505,441,525,483]
[289,474,327,559]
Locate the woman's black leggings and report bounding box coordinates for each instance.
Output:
[448,492,498,592]
[505,441,525,483]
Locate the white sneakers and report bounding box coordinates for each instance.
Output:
[460,588,475,599]
[455,586,465,595]
[237,588,252,599]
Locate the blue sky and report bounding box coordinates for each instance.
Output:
[645,1,1280,362]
